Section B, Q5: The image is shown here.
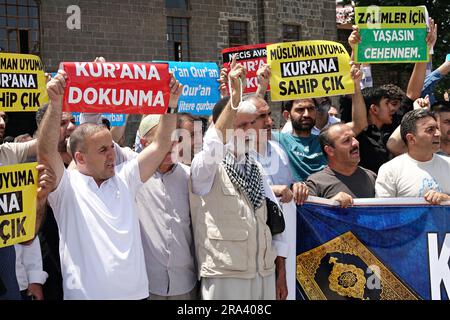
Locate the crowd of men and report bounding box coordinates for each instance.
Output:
[0,19,449,300]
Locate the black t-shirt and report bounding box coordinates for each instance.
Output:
[305,166,377,199]
[357,96,414,173]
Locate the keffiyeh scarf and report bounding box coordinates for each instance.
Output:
[222,152,265,211]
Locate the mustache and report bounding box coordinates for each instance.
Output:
[350,146,359,153]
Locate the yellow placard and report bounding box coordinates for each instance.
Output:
[267,41,354,101]
[355,6,427,29]
[0,162,37,247]
[0,53,48,112]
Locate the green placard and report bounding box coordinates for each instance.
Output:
[355,6,429,64]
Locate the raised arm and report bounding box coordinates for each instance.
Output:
[345,26,368,135]
[255,63,270,99]
[218,67,229,99]
[346,62,368,135]
[406,18,437,101]
[387,96,430,156]
[37,71,67,188]
[110,114,130,145]
[215,55,247,143]
[190,55,247,196]
[136,74,182,183]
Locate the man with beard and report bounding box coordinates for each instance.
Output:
[376,109,450,203]
[272,98,327,182]
[305,123,377,207]
[189,56,287,300]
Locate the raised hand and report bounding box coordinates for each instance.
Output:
[168,73,183,110]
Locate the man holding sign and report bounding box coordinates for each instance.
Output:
[267,40,355,101]
[37,70,182,299]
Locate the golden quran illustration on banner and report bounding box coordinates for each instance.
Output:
[296,232,419,300]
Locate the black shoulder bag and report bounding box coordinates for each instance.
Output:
[265,197,285,235]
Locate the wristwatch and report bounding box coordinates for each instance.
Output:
[167,107,178,114]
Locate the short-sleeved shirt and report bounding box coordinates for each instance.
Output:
[357,97,414,174]
[47,158,149,300]
[272,132,327,182]
[376,153,450,198]
[305,166,377,199]
[356,125,392,174]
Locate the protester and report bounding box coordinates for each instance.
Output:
[135,114,198,300]
[110,112,199,300]
[431,101,450,156]
[251,64,309,205]
[37,70,181,299]
[348,21,438,173]
[189,56,287,300]
[306,123,377,207]
[305,64,376,207]
[376,109,450,203]
[421,58,450,105]
[328,106,340,119]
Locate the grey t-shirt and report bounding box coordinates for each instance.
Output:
[305,166,377,199]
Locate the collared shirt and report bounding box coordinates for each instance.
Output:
[47,159,149,300]
[256,140,294,187]
[191,127,289,258]
[135,163,197,296]
[311,116,341,135]
[15,236,48,291]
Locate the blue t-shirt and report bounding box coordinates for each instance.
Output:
[272,132,327,182]
[0,246,20,300]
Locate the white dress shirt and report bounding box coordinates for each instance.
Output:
[47,159,149,300]
[14,236,48,291]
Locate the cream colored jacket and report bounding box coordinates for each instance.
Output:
[189,164,277,279]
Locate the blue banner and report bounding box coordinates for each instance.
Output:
[296,200,450,300]
[155,61,220,116]
[72,112,126,126]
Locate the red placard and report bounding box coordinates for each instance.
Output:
[222,43,270,94]
[61,62,171,114]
